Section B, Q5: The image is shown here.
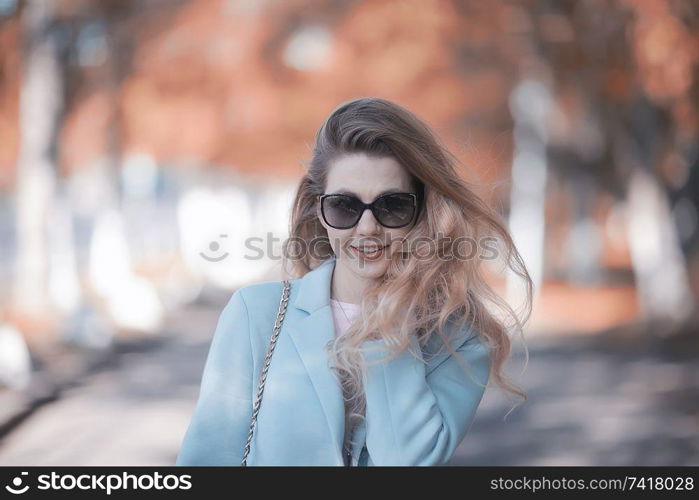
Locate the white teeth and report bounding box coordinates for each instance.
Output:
[355,246,384,254]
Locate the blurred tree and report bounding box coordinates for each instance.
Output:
[507,0,698,325]
[13,0,62,321]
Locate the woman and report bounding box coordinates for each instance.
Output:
[176,97,532,466]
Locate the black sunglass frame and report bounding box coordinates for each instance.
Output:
[318,192,418,229]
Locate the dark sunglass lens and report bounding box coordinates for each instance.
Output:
[323,196,361,228]
[374,194,415,227]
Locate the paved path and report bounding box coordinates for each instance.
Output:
[454,332,699,465]
[0,293,697,466]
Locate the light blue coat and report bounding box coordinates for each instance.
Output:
[175,256,490,466]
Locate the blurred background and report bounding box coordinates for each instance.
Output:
[0,0,697,466]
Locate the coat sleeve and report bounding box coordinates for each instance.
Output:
[175,290,254,466]
[360,330,491,466]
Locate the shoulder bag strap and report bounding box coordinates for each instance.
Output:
[241,279,291,466]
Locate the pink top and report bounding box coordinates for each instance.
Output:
[330,298,361,336]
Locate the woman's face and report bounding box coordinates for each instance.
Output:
[317,152,417,281]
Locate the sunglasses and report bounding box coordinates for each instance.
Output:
[318,192,418,229]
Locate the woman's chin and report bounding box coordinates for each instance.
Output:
[347,259,389,279]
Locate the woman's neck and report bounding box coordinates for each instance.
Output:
[330,262,375,305]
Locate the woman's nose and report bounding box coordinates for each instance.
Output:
[355,208,381,234]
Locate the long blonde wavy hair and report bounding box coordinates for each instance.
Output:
[282,97,532,445]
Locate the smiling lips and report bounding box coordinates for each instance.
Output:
[350,245,386,260]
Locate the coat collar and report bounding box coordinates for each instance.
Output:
[284,255,350,464]
[293,256,336,314]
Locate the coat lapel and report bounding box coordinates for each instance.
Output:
[284,257,346,464]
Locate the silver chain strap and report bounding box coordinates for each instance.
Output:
[241,279,291,466]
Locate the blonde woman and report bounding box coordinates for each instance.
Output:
[176,97,532,466]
